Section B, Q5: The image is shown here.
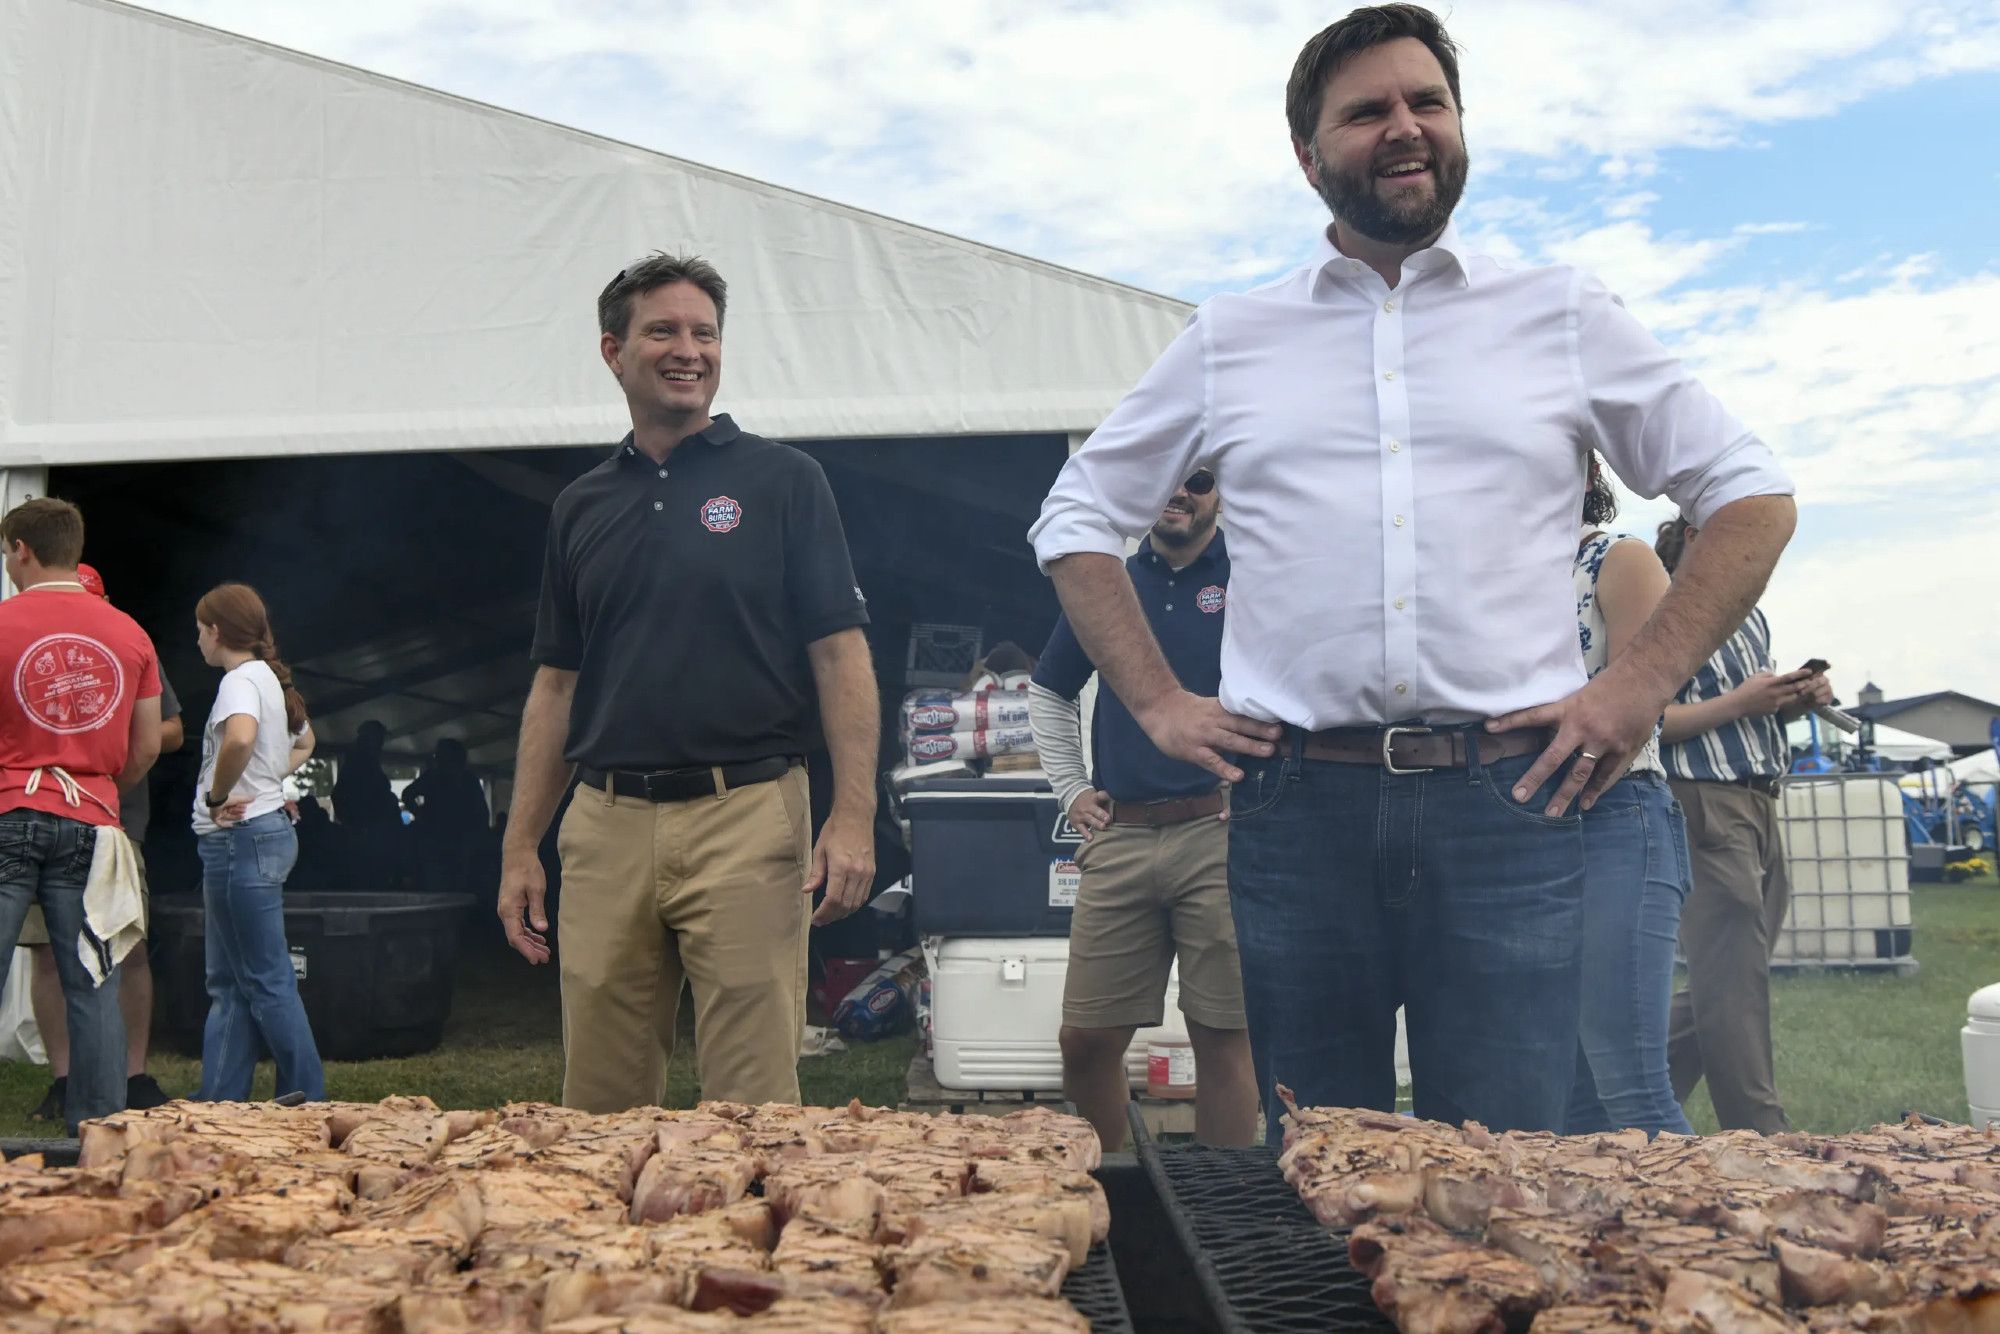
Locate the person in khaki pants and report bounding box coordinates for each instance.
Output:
[498,253,879,1111]
[1655,517,1831,1134]
[1029,472,1257,1151]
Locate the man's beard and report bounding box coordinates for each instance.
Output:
[1152,509,1213,550]
[1309,139,1468,245]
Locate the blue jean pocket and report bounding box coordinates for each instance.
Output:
[251,828,297,884]
[1228,756,1292,823]
[1474,758,1584,829]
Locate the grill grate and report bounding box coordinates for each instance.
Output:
[1063,1241,1135,1332]
[1138,1139,1393,1334]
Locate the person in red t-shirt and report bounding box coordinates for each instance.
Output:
[0,498,162,1133]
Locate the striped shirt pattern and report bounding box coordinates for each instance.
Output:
[1663,608,1787,782]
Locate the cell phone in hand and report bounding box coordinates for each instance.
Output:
[1799,658,1829,676]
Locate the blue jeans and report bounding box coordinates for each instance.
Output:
[1566,773,1695,1135]
[0,809,125,1134]
[1227,730,1586,1140]
[197,811,324,1100]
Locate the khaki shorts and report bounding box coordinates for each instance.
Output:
[1063,813,1246,1030]
[17,853,150,949]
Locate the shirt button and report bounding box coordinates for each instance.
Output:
[1394,597,1406,610]
[1395,682,1409,695]
[1165,604,1174,611]
[658,469,668,479]
[652,501,663,511]
[1393,515,1405,527]
[1383,371,1396,381]
[1388,440,1402,452]
[1384,299,1396,313]
[1167,579,1175,586]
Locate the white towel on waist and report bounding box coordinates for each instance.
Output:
[23,765,142,987]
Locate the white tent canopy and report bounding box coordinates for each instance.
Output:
[0,0,1192,469]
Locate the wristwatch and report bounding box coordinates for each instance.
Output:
[204,792,230,809]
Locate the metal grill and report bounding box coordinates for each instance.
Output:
[1063,1241,1136,1333]
[1137,1139,1392,1334]
[0,1137,78,1167]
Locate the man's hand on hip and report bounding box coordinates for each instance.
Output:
[807,808,876,927]
[1486,668,1668,817]
[1067,789,1113,841]
[1134,691,1280,785]
[497,849,551,965]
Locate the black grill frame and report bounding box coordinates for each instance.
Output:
[1134,1130,1393,1334]
[1063,1240,1136,1332]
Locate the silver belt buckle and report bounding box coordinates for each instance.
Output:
[1381,725,1434,775]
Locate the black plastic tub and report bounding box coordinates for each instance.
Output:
[150,892,474,1062]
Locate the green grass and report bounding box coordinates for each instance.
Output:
[2,858,1992,1140]
[0,933,915,1139]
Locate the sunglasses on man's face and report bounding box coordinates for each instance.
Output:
[1183,469,1216,496]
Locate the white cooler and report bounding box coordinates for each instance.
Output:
[1963,981,2000,1130]
[926,936,1185,1092]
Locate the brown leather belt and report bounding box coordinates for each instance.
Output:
[1299,725,1554,773]
[1107,790,1226,827]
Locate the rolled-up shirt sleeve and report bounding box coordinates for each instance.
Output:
[1571,271,1793,527]
[1029,309,1210,570]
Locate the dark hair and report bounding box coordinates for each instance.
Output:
[1655,518,1690,574]
[1583,453,1618,526]
[435,738,468,766]
[598,253,729,342]
[196,582,309,735]
[1,497,85,569]
[1286,4,1465,146]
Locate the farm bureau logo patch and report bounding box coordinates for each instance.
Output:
[700,496,743,533]
[1197,584,1227,614]
[15,633,125,735]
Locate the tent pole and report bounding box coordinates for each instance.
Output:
[0,467,48,599]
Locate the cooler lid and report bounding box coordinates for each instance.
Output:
[1971,983,2000,1021]
[902,776,1053,797]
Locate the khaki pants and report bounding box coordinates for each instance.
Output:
[555,766,810,1112]
[1064,815,1245,1031]
[1666,778,1792,1134]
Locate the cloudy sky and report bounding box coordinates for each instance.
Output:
[137,0,2000,716]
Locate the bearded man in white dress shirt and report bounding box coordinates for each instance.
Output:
[1030,4,1797,1137]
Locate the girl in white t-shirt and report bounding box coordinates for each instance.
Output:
[191,582,323,1101]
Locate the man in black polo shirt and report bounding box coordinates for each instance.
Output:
[500,252,879,1112]
[1029,471,1256,1149]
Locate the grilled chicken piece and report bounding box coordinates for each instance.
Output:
[350,1170,484,1244]
[1775,1237,1908,1308]
[398,1273,549,1332]
[1767,1193,1892,1258]
[908,1191,1096,1267]
[627,1146,760,1223]
[1658,1266,1798,1333]
[540,1269,690,1324]
[763,1159,889,1232]
[1706,1136,1885,1202]
[1422,1164,1547,1233]
[1530,1295,1668,1330]
[877,1296,1092,1332]
[1483,1207,1602,1298]
[283,1224,468,1285]
[323,1094,442,1146]
[528,1117,663,1200]
[493,1101,593,1149]
[165,1176,354,1261]
[771,1214,885,1297]
[1370,1233,1550,1334]
[123,1254,401,1331]
[434,1124,531,1170]
[997,1106,1103,1172]
[467,1166,621,1229]
[965,1161,1109,1245]
[474,1217,659,1278]
[887,1219,1073,1308]
[341,1113,454,1167]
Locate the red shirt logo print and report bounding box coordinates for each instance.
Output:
[1197,584,1227,614]
[700,496,743,533]
[15,633,127,734]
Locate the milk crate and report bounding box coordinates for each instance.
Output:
[905,622,983,688]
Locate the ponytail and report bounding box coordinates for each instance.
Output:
[1655,517,1689,575]
[254,642,310,736]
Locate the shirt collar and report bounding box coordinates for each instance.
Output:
[1140,527,1227,574]
[617,414,741,463]
[1309,219,1474,294]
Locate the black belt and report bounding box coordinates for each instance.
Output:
[1724,774,1783,798]
[576,757,795,803]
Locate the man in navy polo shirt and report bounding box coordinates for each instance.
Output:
[1029,471,1256,1149]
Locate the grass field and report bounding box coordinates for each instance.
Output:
[1,859,1992,1139]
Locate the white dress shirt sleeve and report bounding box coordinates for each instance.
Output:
[1029,311,1210,569]
[1571,271,1794,527]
